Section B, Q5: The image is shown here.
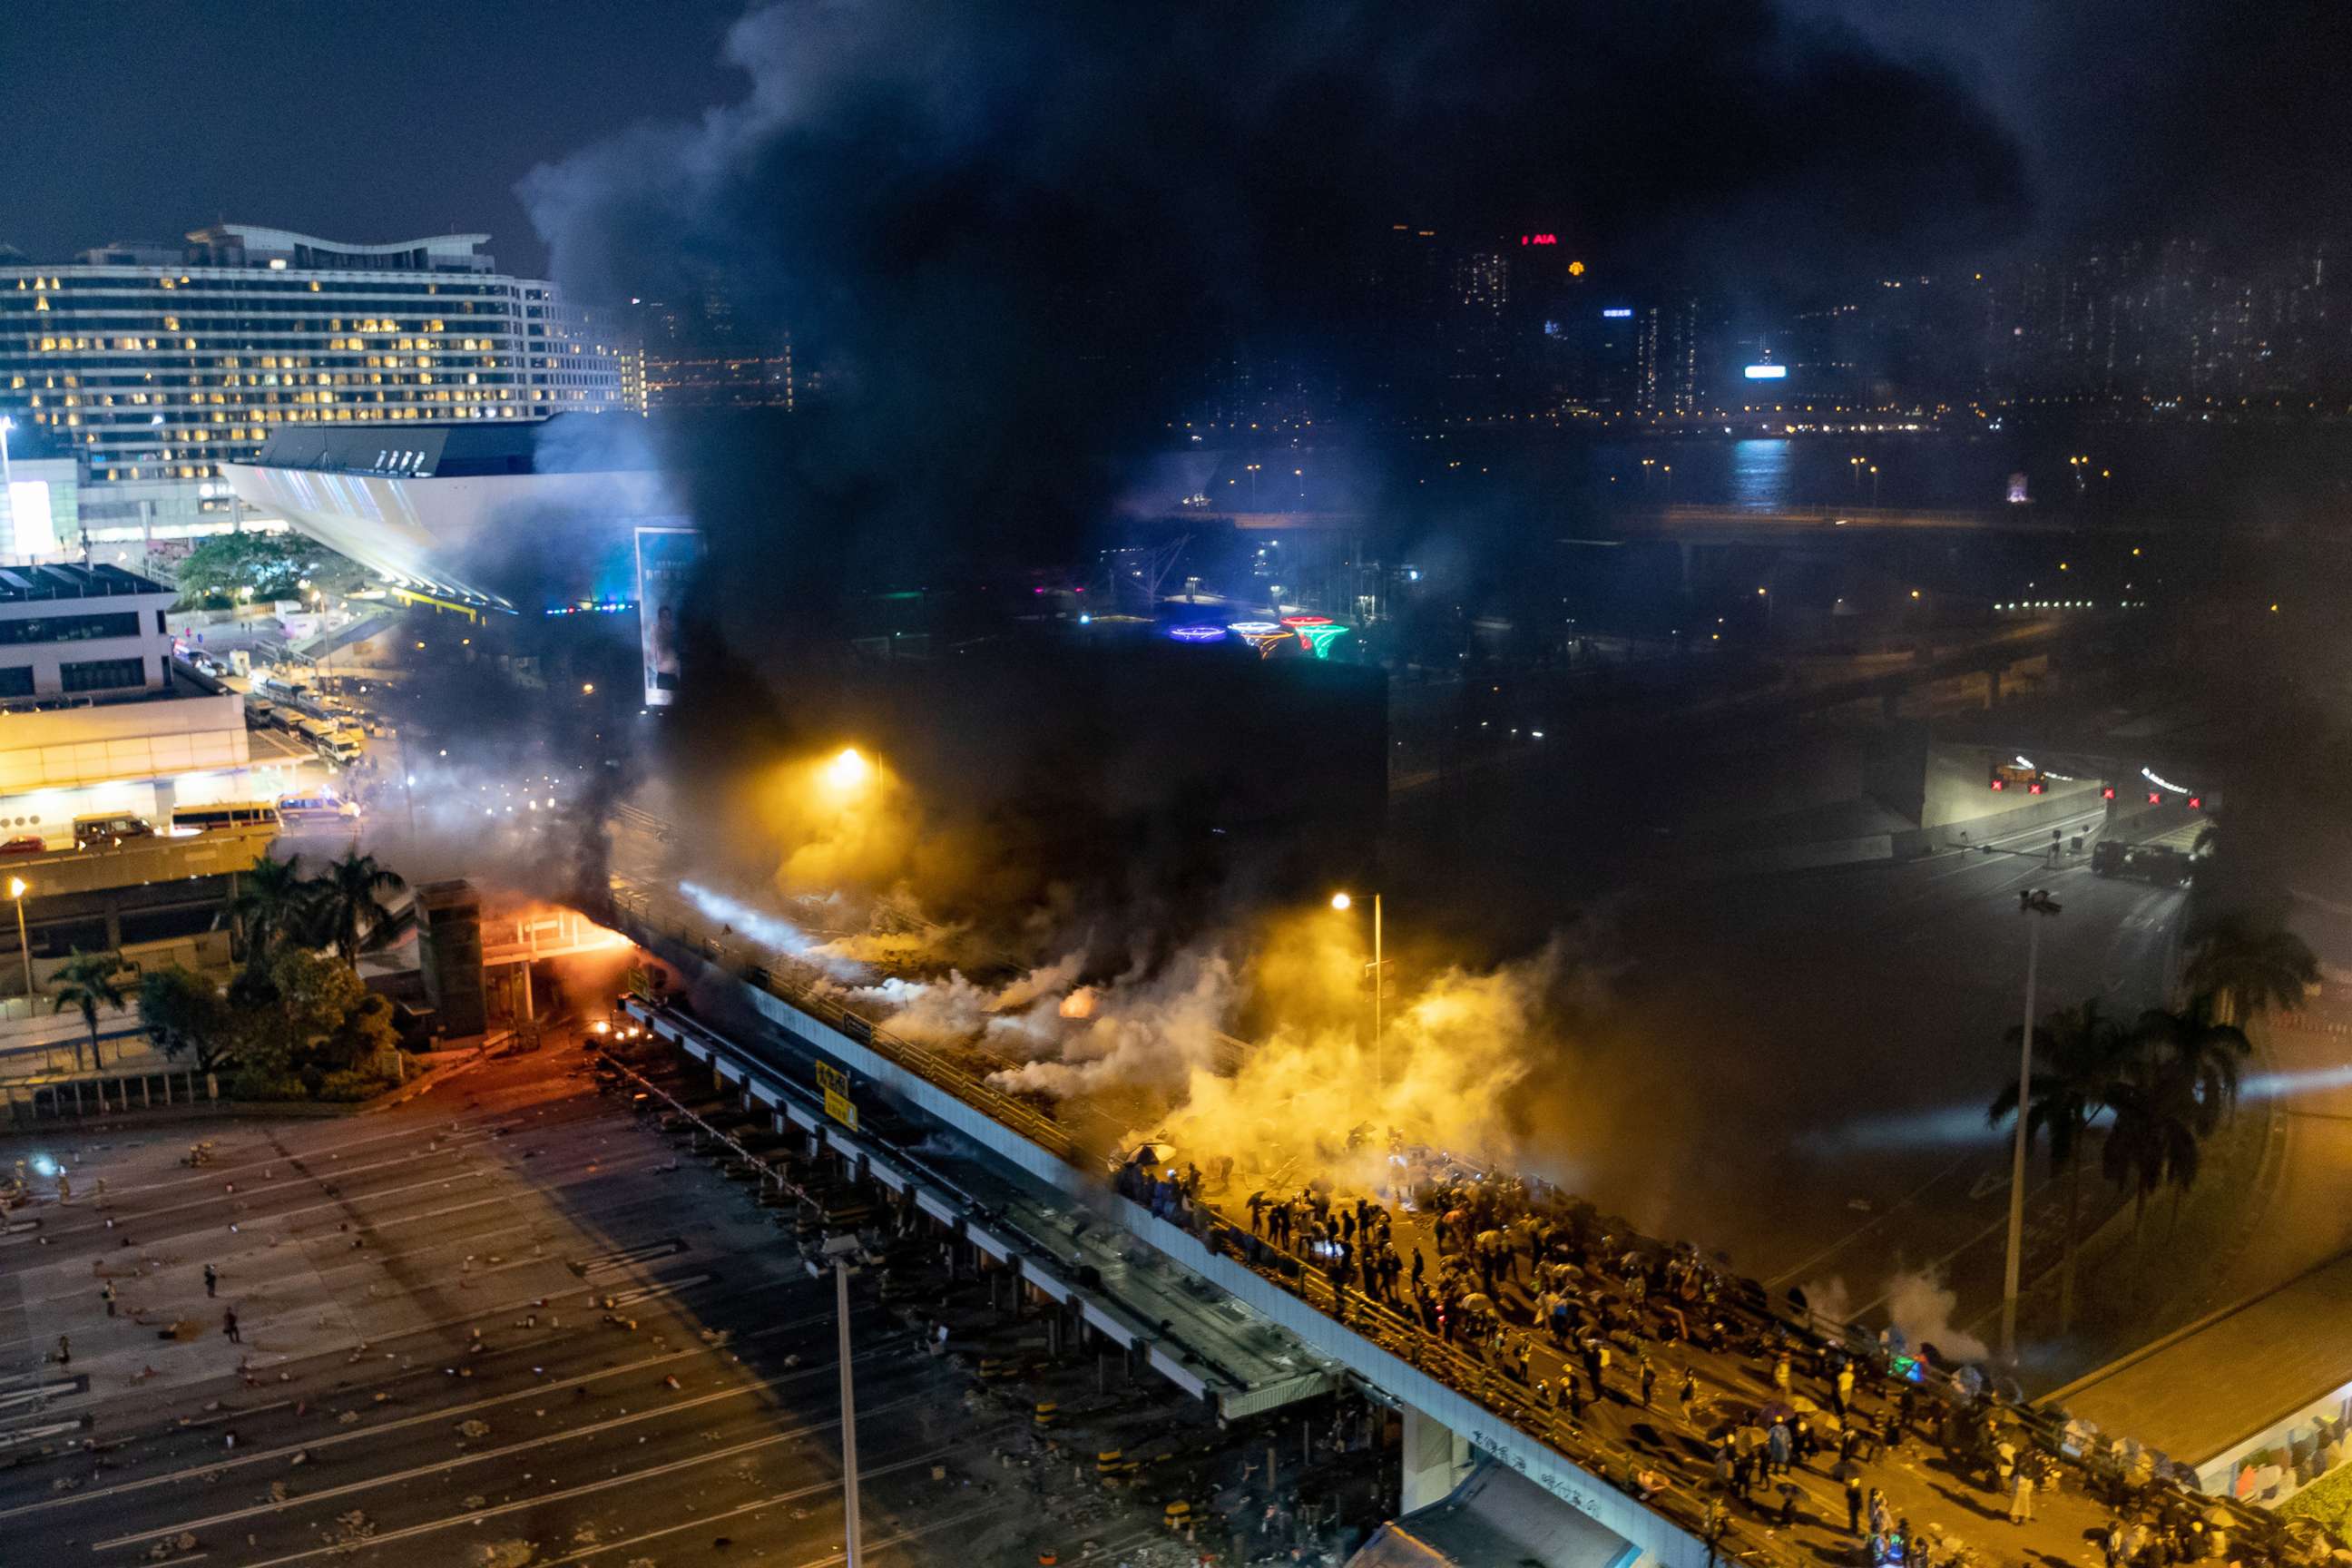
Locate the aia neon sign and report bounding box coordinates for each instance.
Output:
[1521,233,1558,246]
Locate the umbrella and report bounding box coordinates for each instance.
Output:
[1830,1459,1863,1482]
[1756,1401,1796,1425]
[1791,1396,1821,1414]
[1460,1293,1494,1314]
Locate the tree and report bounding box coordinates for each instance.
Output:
[2136,995,2252,1122]
[2101,1054,2213,1240]
[172,533,349,604]
[231,949,401,1100]
[2184,911,2318,1022]
[1988,997,2132,1332]
[311,849,405,969]
[230,852,318,968]
[138,965,238,1075]
[50,949,132,1073]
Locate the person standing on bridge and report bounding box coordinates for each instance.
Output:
[204,1263,219,1298]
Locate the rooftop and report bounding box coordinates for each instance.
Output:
[0,563,168,603]
[245,416,656,480]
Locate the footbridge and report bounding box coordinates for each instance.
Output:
[599,876,2282,1568]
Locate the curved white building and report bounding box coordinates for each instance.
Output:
[222,418,681,611]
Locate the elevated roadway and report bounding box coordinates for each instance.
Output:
[600,876,2274,1568]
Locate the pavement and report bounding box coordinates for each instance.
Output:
[0,1035,1240,1567]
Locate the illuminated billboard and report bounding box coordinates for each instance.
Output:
[1742,364,1788,380]
[633,526,703,707]
[1601,308,1633,318]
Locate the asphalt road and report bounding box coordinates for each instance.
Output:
[1516,800,2187,1363]
[0,1047,1048,1567]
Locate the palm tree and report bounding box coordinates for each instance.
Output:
[2183,912,2318,1022]
[230,852,315,966]
[50,948,132,1073]
[312,850,405,969]
[2101,1054,2212,1240]
[1988,997,2132,1331]
[2136,994,2251,1122]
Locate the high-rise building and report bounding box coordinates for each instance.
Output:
[0,225,626,547]
[619,281,795,412]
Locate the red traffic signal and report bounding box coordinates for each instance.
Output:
[2188,796,2202,809]
[1990,779,2004,791]
[2148,791,2162,805]
[2102,786,2116,800]
[2027,780,2043,794]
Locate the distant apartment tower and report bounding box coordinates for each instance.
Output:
[622,286,795,412]
[1553,294,1700,415]
[0,225,626,545]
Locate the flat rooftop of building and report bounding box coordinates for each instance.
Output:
[2045,1247,2352,1466]
[0,562,168,603]
[249,416,655,480]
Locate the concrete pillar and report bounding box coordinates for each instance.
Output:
[1399,1405,1475,1514]
[1984,667,2001,709]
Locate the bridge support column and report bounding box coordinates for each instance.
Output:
[1399,1404,1475,1514]
[1984,667,2001,709]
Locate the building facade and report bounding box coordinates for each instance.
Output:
[0,225,627,548]
[0,563,176,701]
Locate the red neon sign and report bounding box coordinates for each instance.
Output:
[1521,233,1558,246]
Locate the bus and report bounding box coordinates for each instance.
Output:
[73,811,156,850]
[170,801,281,836]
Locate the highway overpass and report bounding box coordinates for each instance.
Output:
[598,876,2269,1567]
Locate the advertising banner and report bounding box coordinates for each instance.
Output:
[633,526,703,707]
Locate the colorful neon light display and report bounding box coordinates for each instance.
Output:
[1294,624,1350,659]
[1227,620,1293,659]
[1279,615,1333,627]
[1166,623,1227,642]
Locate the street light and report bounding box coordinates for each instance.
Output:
[7,877,30,1006]
[2001,887,2063,1364]
[1331,891,1387,1093]
[825,746,870,793]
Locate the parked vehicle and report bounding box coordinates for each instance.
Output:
[73,812,155,850]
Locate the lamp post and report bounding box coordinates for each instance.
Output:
[0,416,15,556]
[7,876,30,1010]
[1331,892,1386,1093]
[837,1258,862,1568]
[2001,887,2063,1364]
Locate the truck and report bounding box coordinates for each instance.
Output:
[2091,840,2193,887]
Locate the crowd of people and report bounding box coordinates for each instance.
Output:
[1112,1138,2311,1568]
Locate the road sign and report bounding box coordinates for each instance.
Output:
[816,1062,859,1132]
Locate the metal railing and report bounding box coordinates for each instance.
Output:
[607,881,1074,1159]
[603,878,2295,1563]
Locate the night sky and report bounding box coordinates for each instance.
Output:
[0,0,750,275]
[5,1,2348,281]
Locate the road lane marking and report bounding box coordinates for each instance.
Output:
[93,1352,913,1549]
[135,1404,945,1563]
[0,1347,713,1520]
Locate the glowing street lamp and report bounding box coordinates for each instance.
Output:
[825,746,871,793]
[1331,891,1387,1093]
[8,877,31,1004]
